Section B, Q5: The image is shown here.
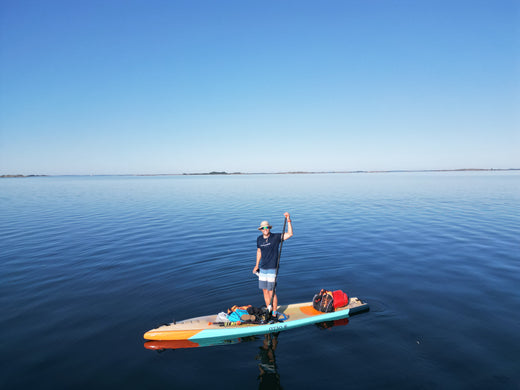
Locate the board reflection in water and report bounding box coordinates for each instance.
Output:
[144,319,351,389]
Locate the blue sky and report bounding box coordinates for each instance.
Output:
[1,0,518,175]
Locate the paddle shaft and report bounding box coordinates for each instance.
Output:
[268,216,287,314]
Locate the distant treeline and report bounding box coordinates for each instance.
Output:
[3,169,519,178]
[182,171,243,175]
[1,175,47,178]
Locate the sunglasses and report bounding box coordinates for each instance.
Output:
[261,226,270,230]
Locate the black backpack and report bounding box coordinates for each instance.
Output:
[313,289,335,312]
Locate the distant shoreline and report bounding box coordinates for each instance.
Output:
[1,174,50,178]
[2,168,519,178]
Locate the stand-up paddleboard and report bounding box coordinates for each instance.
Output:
[143,297,368,341]
[144,318,351,350]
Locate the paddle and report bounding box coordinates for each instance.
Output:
[266,215,288,321]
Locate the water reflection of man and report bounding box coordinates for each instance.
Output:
[256,333,282,389]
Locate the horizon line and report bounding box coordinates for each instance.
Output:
[2,168,519,178]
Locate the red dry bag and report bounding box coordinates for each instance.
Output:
[332,290,349,309]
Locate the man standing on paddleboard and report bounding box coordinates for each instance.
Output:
[253,212,293,317]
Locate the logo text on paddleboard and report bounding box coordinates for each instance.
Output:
[268,324,288,332]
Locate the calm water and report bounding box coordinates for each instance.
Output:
[1,173,519,389]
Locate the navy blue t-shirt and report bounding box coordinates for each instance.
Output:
[257,233,282,269]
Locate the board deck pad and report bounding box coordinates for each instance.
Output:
[144,297,368,341]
